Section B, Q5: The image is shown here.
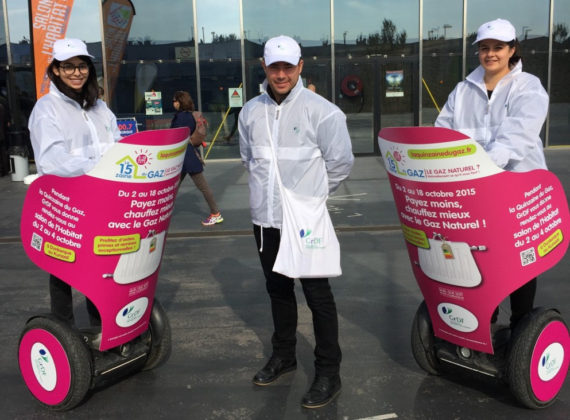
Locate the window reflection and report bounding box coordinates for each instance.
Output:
[335,0,419,153]
[0,4,8,175]
[0,0,567,159]
[4,0,33,140]
[111,1,195,132]
[197,0,241,158]
[466,0,550,145]
[421,0,463,126]
[550,1,570,146]
[243,0,331,100]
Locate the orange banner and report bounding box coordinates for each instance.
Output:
[31,0,75,99]
[102,0,135,104]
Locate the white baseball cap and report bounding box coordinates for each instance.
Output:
[472,18,516,45]
[53,38,94,61]
[263,35,301,66]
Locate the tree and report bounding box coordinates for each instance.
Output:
[397,30,407,46]
[381,19,397,47]
[212,34,238,43]
[356,34,367,46]
[553,23,568,44]
[368,32,381,46]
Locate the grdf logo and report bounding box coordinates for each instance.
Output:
[31,343,57,391]
[122,306,134,317]
[116,297,149,327]
[437,303,478,332]
[299,229,312,238]
[538,342,564,381]
[39,348,49,363]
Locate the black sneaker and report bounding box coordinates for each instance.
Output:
[252,356,297,386]
[301,375,341,409]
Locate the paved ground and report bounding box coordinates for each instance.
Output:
[1,151,569,419]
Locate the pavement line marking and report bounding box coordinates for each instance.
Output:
[353,414,398,420]
[0,225,403,244]
[329,193,368,201]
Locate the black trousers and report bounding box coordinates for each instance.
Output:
[49,274,100,326]
[491,277,537,326]
[254,225,341,377]
[510,277,537,325]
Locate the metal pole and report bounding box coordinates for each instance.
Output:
[192,0,202,110]
[239,0,246,102]
[462,0,467,80]
[330,0,336,103]
[418,0,423,125]
[545,0,554,147]
[98,1,110,106]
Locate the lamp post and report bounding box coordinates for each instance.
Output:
[443,24,452,39]
[522,26,532,41]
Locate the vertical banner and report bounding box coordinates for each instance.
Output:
[102,0,135,105]
[31,0,75,99]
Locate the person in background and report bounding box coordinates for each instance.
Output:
[223,106,241,143]
[435,18,549,328]
[171,90,223,226]
[239,35,354,409]
[98,85,105,101]
[28,38,122,325]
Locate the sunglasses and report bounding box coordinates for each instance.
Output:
[59,63,89,75]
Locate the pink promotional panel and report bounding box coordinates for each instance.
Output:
[20,128,188,351]
[378,127,570,354]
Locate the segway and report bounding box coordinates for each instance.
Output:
[379,127,570,408]
[18,127,189,410]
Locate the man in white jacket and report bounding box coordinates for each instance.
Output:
[239,35,354,409]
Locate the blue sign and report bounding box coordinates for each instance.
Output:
[117,118,138,137]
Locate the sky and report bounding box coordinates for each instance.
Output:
[5,0,570,45]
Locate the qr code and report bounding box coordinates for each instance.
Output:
[31,233,43,252]
[520,247,536,267]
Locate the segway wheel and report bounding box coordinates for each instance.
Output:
[411,301,441,375]
[143,299,172,371]
[507,308,570,409]
[18,316,92,411]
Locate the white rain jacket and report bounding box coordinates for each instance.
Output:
[239,76,354,229]
[435,60,548,172]
[29,82,122,177]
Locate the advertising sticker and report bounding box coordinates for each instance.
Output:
[21,128,188,351]
[378,127,570,353]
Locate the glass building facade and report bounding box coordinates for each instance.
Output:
[1,0,569,162]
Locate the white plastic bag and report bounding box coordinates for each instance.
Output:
[273,186,341,278]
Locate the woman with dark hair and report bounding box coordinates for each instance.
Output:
[171,90,223,226]
[28,38,122,325]
[436,19,549,328]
